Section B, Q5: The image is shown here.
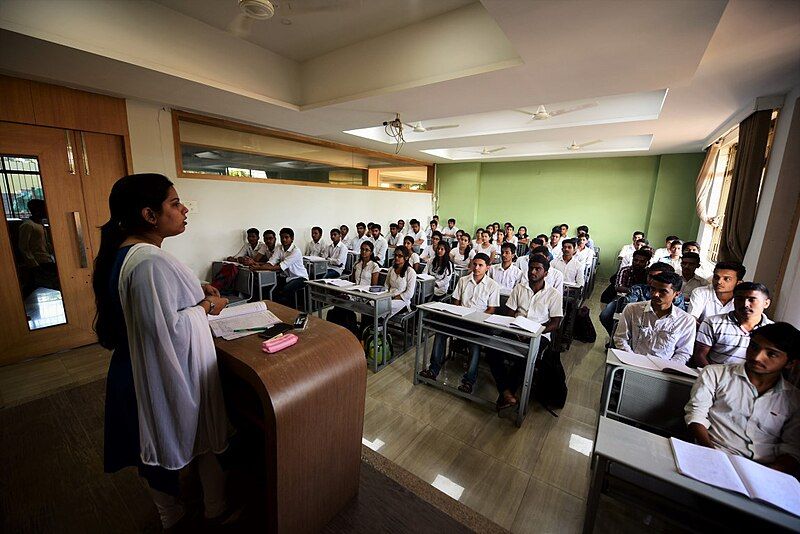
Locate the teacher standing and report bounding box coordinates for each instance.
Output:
[92,173,231,530]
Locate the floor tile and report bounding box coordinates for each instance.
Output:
[531,416,595,498]
[511,476,585,534]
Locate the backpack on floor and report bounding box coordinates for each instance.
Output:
[534,348,568,409]
[211,263,239,292]
[325,307,360,337]
[599,283,618,304]
[574,306,597,344]
[363,326,393,366]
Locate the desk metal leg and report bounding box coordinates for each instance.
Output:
[516,336,541,427]
[372,309,379,373]
[413,309,423,384]
[583,455,607,534]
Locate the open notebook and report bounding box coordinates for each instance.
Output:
[484,314,545,335]
[424,301,474,317]
[670,438,800,516]
[207,301,281,340]
[611,348,698,378]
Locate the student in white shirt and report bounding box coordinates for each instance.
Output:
[618,231,645,268]
[351,240,380,286]
[519,247,564,294]
[351,222,369,252]
[679,252,710,302]
[426,241,454,298]
[385,247,417,318]
[419,253,499,393]
[488,255,563,409]
[442,218,459,238]
[396,219,406,236]
[386,223,403,253]
[425,219,438,239]
[576,225,595,249]
[259,229,277,264]
[324,228,349,278]
[683,241,715,280]
[226,227,265,265]
[494,230,506,258]
[504,225,518,247]
[551,239,585,288]
[656,239,682,273]
[485,225,495,244]
[407,219,426,247]
[260,227,308,307]
[548,227,563,260]
[613,272,696,363]
[450,233,475,269]
[516,226,529,246]
[685,322,800,474]
[420,231,442,262]
[369,224,389,266]
[650,235,679,266]
[304,226,326,257]
[688,261,745,324]
[476,231,496,263]
[574,234,594,265]
[402,236,421,272]
[692,282,774,367]
[340,224,353,250]
[473,228,484,248]
[559,223,569,240]
[490,242,523,291]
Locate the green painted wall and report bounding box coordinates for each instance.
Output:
[436,153,704,278]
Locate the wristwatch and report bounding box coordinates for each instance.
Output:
[202,298,215,312]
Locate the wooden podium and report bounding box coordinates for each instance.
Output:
[214,302,366,533]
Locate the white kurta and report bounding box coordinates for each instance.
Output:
[119,244,228,470]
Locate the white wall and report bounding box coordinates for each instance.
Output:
[126,100,432,279]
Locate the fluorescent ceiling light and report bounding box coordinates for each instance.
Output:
[343,90,667,144]
[422,135,653,160]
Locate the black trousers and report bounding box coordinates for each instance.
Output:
[273,277,306,307]
[487,337,550,394]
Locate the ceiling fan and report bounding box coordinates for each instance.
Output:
[403,121,460,133]
[514,101,598,121]
[229,0,354,37]
[566,139,603,151]
[460,147,507,156]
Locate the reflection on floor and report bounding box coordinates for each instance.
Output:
[25,286,66,329]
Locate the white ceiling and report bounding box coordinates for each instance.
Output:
[1,0,799,163]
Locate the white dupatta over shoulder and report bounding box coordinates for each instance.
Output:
[118,243,228,470]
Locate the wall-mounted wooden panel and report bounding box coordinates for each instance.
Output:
[0,75,35,124]
[29,81,128,136]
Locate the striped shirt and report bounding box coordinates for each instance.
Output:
[696,311,774,365]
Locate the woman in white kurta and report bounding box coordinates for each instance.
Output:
[385,246,417,316]
[93,174,231,530]
[426,241,454,298]
[450,233,476,269]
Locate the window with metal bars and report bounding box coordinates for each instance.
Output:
[0,155,44,220]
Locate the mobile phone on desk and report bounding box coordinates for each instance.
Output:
[293,313,309,331]
[258,323,293,339]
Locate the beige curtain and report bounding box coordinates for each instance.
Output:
[695,142,722,226]
[718,110,773,263]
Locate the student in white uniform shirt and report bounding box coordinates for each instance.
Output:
[679,252,710,302]
[518,247,564,294]
[688,261,745,324]
[574,234,594,265]
[350,240,381,286]
[685,322,800,475]
[324,228,349,278]
[613,272,696,364]
[442,218,459,238]
[476,231,497,263]
[683,241,715,280]
[260,227,309,306]
[504,225,518,247]
[488,255,563,409]
[618,231,645,268]
[650,235,679,266]
[396,219,406,237]
[386,223,403,253]
[450,233,476,269]
[493,231,506,258]
[420,231,442,262]
[339,224,353,250]
[548,227,563,260]
[692,282,774,367]
[226,227,266,265]
[407,219,427,247]
[304,226,326,257]
[259,229,277,264]
[384,247,417,318]
[419,253,499,393]
[402,236,421,271]
[425,220,439,239]
[551,239,585,288]
[490,242,523,291]
[350,222,369,253]
[425,241,454,299]
[655,239,683,273]
[369,224,389,266]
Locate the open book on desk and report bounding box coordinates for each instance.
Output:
[302,255,326,262]
[424,301,474,317]
[484,314,545,335]
[611,348,698,378]
[207,301,281,340]
[671,438,800,516]
[321,278,355,288]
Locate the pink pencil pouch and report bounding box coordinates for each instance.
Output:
[261,333,298,354]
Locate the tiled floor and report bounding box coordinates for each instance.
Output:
[0,291,656,532]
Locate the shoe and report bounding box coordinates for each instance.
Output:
[495,391,518,411]
[418,369,437,380]
[457,381,473,394]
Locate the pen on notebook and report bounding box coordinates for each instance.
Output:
[233,326,268,332]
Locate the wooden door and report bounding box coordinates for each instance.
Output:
[0,122,106,364]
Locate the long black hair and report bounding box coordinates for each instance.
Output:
[393,245,411,277]
[431,241,453,276]
[457,232,472,259]
[92,173,174,349]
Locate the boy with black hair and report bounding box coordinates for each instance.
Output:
[226,227,264,264]
[426,219,439,239]
[679,251,709,301]
[651,235,680,265]
[551,239,584,288]
[420,231,442,262]
[408,219,426,246]
[692,282,773,366]
[613,272,695,363]
[304,226,326,257]
[576,225,594,249]
[369,224,389,266]
[559,223,569,239]
[518,247,564,294]
[682,241,715,280]
[260,227,308,306]
[598,249,653,336]
[618,231,645,268]
[549,227,563,260]
[688,261,746,323]
[352,222,369,252]
[685,322,800,474]
[386,223,403,253]
[340,224,353,250]
[575,234,593,264]
[324,228,349,278]
[442,218,459,238]
[490,242,523,290]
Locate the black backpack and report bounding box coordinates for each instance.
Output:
[325,307,360,337]
[534,348,568,409]
[574,306,597,344]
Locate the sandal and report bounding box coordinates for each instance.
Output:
[418,369,437,380]
[496,392,518,411]
[457,382,474,394]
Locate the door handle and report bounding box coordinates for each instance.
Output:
[79,132,90,175]
[65,130,76,174]
[72,211,89,268]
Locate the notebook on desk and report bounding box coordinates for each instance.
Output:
[611,349,698,378]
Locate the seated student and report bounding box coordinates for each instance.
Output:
[402,236,421,271]
[432,215,440,225]
[493,222,501,235]
[680,252,710,302]
[504,224,518,246]
[656,239,683,273]
[598,249,652,336]
[494,230,506,258]
[442,218,459,238]
[386,223,403,253]
[455,229,464,240]
[476,231,497,263]
[692,282,774,367]
[515,226,529,245]
[259,227,308,306]
[340,224,353,250]
[407,219,427,247]
[651,235,679,265]
[490,242,523,290]
[684,322,800,474]
[419,253,499,393]
[226,227,265,265]
[624,262,686,309]
[472,228,484,247]
[518,247,564,292]
[324,228,349,278]
[682,241,715,280]
[488,255,563,409]
[450,232,475,268]
[350,222,369,252]
[559,223,570,239]
[548,227,564,260]
[551,239,585,288]
[526,237,553,261]
[369,223,389,266]
[618,231,646,268]
[613,272,696,363]
[574,234,594,264]
[425,219,438,239]
[485,225,495,244]
[426,241,454,299]
[396,219,406,236]
[351,241,381,286]
[576,225,595,249]
[385,247,417,318]
[688,261,745,324]
[304,226,326,257]
[420,231,442,262]
[259,229,277,263]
